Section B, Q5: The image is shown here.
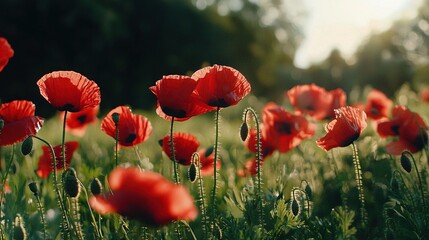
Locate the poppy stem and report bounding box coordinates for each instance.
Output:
[33,188,48,240]
[0,144,15,240]
[170,117,180,184]
[193,152,209,239]
[402,150,427,213]
[62,111,68,172]
[243,107,264,230]
[351,142,367,227]
[77,178,103,239]
[210,107,220,238]
[32,135,72,239]
[115,120,119,168]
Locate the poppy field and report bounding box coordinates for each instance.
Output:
[1,36,429,240]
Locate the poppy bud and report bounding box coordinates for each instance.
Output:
[90,177,103,195]
[0,117,4,130]
[13,215,27,240]
[158,139,163,147]
[188,163,197,183]
[28,182,38,196]
[205,146,214,158]
[111,112,120,126]
[11,162,17,175]
[21,137,33,156]
[305,184,313,200]
[291,198,300,216]
[64,168,80,198]
[400,152,412,173]
[240,122,249,141]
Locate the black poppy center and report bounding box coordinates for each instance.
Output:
[59,103,77,112]
[161,106,187,118]
[275,122,292,134]
[208,98,229,108]
[391,125,400,135]
[77,115,87,124]
[125,133,137,144]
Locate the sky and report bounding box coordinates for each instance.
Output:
[294,0,422,68]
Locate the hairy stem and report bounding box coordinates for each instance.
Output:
[351,142,367,227]
[170,117,180,184]
[211,107,220,238]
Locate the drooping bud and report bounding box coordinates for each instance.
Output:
[90,177,103,195]
[111,112,120,126]
[28,182,38,196]
[13,214,27,240]
[205,146,214,158]
[305,184,313,200]
[239,122,249,142]
[0,117,4,130]
[189,163,197,183]
[21,137,33,156]
[400,151,412,173]
[158,139,163,147]
[63,168,80,198]
[291,198,300,216]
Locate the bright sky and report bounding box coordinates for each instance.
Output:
[294,0,422,68]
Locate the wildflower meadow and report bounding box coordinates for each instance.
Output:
[1,34,429,240]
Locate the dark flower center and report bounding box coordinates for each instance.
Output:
[161,106,187,118]
[391,125,400,135]
[275,122,292,134]
[77,115,87,124]
[125,133,137,144]
[340,132,360,147]
[59,103,77,112]
[208,98,229,108]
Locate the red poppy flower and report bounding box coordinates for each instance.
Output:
[286,84,333,120]
[420,87,429,103]
[60,106,99,137]
[161,132,200,166]
[364,89,393,121]
[262,102,315,153]
[245,128,276,159]
[89,167,198,226]
[36,141,79,178]
[0,100,44,146]
[192,64,251,108]
[325,88,347,119]
[197,149,221,176]
[377,106,428,155]
[149,75,211,121]
[0,37,14,72]
[237,158,261,177]
[37,71,101,112]
[101,106,152,148]
[317,106,367,151]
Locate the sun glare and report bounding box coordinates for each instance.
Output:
[294,0,422,68]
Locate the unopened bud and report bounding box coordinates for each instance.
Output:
[400,151,412,173]
[205,146,214,158]
[90,178,103,195]
[305,184,313,200]
[28,182,38,196]
[0,118,4,130]
[240,122,249,142]
[111,112,120,125]
[189,163,197,183]
[13,214,27,240]
[64,168,80,198]
[291,198,300,216]
[21,137,33,156]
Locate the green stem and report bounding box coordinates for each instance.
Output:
[243,107,263,229]
[210,107,220,238]
[32,135,71,239]
[0,144,15,240]
[403,150,427,213]
[62,111,68,172]
[351,142,367,227]
[170,117,180,184]
[34,194,47,240]
[115,120,119,168]
[194,152,208,239]
[78,179,103,239]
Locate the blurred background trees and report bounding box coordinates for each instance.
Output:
[0,0,428,116]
